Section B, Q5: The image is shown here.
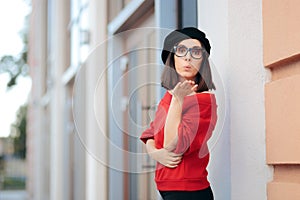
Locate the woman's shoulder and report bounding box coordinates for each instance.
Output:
[162,90,216,107]
[182,91,216,109]
[191,90,215,99]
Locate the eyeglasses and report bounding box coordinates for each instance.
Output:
[173,45,204,59]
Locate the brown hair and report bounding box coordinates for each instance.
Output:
[161,49,216,93]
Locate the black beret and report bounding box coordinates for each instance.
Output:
[161,27,211,64]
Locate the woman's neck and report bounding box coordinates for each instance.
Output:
[178,76,195,82]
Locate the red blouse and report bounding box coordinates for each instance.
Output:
[140,91,217,191]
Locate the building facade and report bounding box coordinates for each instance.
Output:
[27,0,300,200]
[263,0,300,199]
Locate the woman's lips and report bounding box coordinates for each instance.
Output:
[184,66,192,70]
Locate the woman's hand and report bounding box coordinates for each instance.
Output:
[146,139,182,168]
[150,148,182,168]
[172,80,198,103]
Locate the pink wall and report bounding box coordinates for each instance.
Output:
[263,0,300,199]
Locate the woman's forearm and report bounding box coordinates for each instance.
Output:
[163,81,196,150]
[145,139,157,155]
[145,139,182,168]
[163,96,183,149]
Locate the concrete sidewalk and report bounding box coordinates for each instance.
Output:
[0,190,28,200]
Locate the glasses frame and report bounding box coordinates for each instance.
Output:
[173,45,204,59]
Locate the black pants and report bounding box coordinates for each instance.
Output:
[159,186,214,200]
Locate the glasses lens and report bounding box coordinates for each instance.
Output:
[191,48,202,59]
[175,46,188,57]
[174,46,203,59]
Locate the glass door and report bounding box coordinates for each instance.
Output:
[121,17,160,200]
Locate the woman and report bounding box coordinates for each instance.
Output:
[140,27,217,200]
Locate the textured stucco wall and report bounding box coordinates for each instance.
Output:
[198,0,231,199]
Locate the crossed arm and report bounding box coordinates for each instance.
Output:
[145,80,197,168]
[146,139,182,168]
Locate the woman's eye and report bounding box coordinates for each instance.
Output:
[177,47,187,53]
[192,49,201,55]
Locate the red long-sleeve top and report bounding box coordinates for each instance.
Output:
[140,91,217,191]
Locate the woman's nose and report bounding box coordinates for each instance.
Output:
[184,51,192,61]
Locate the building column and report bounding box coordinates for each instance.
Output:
[49,0,70,200]
[28,0,48,199]
[85,0,108,200]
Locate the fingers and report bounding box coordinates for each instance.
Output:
[167,155,182,165]
[171,158,181,165]
[169,152,182,157]
[157,148,183,168]
[165,158,181,168]
[174,80,195,88]
[168,156,181,162]
[161,153,182,168]
[184,80,197,92]
[165,164,178,168]
[191,84,198,91]
[165,159,182,168]
[177,80,196,91]
[182,80,195,86]
[173,82,182,90]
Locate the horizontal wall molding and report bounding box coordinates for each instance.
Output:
[273,165,300,183]
[265,53,300,69]
[270,56,300,81]
[108,0,154,34]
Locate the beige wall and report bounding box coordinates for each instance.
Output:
[264,0,300,199]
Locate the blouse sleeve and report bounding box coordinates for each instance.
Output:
[140,101,167,144]
[173,96,217,155]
